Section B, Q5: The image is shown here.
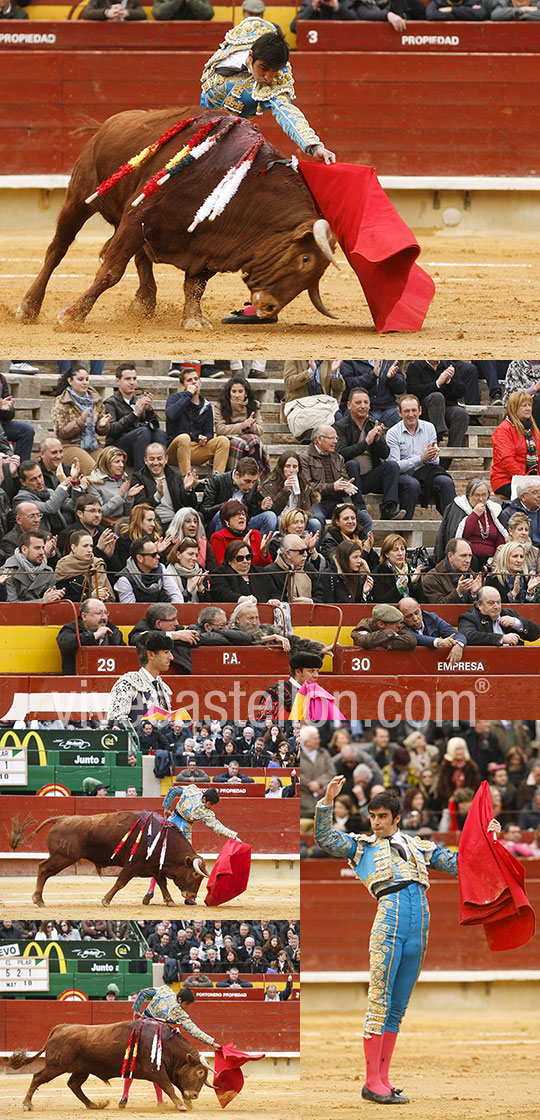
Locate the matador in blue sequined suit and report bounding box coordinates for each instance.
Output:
[314,786,460,1104]
[200,18,328,158]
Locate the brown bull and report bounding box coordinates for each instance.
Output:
[9,1019,210,1112]
[17,107,339,329]
[9,811,208,908]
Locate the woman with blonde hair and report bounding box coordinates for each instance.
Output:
[436,737,481,807]
[491,391,540,498]
[117,503,172,567]
[51,365,110,473]
[372,533,423,603]
[485,540,540,603]
[269,506,322,566]
[87,447,144,520]
[403,731,440,776]
[493,511,540,575]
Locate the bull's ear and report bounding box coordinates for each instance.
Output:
[185,1053,194,1065]
[184,856,194,866]
[292,224,314,242]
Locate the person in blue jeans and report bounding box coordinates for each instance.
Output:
[314,778,500,1104]
[57,360,105,377]
[0,372,35,461]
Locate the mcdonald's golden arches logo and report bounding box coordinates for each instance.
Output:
[23,941,67,973]
[0,729,47,766]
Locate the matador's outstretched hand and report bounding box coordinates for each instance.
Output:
[323,775,347,805]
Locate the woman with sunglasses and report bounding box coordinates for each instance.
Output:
[209,538,265,602]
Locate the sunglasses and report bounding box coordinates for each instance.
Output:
[289,547,308,554]
[236,553,251,561]
[144,551,160,557]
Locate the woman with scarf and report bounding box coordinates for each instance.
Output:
[51,366,110,474]
[214,376,270,476]
[434,477,507,567]
[268,506,323,567]
[55,529,115,602]
[209,537,264,602]
[163,538,211,603]
[502,359,540,427]
[261,451,316,521]
[210,498,273,567]
[320,502,378,569]
[484,540,540,603]
[372,533,424,604]
[87,446,144,521]
[491,391,540,498]
[321,539,374,605]
[167,506,217,572]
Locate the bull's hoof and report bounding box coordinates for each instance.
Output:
[130,296,156,319]
[101,898,111,908]
[16,302,38,324]
[22,1102,33,1111]
[32,892,44,907]
[57,305,86,329]
[165,898,176,907]
[142,892,154,906]
[179,316,213,331]
[182,1099,192,1112]
[86,1100,109,1110]
[174,1105,187,1113]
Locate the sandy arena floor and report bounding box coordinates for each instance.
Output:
[302,1010,538,1119]
[1,1074,298,1119]
[0,876,298,920]
[1,231,539,357]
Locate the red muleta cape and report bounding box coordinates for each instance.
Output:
[298,161,435,333]
[213,1043,265,1108]
[458,781,536,950]
[204,837,251,906]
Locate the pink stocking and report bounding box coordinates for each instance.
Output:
[120,1078,132,1103]
[153,1083,164,1104]
[363,1034,387,1095]
[148,877,156,894]
[380,1031,398,1092]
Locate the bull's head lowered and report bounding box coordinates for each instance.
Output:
[173,1051,211,1109]
[175,855,209,902]
[243,218,340,321]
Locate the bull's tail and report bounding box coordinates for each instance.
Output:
[9,815,59,851]
[9,1045,47,1069]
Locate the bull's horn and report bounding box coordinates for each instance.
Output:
[308,283,339,320]
[199,1055,211,1072]
[193,858,208,877]
[312,219,341,269]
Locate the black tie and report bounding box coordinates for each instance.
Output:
[390,838,408,862]
[154,678,167,710]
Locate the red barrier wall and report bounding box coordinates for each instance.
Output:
[0,998,299,1052]
[301,869,540,971]
[2,23,540,174]
[76,646,289,677]
[0,672,532,719]
[0,796,298,854]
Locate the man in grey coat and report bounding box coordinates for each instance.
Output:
[4,531,64,602]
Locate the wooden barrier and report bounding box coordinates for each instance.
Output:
[0,672,535,719]
[334,645,540,677]
[2,23,540,174]
[76,646,288,677]
[0,997,299,1053]
[0,795,299,854]
[301,865,540,971]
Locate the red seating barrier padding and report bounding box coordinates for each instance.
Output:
[301,867,540,971]
[0,795,298,855]
[2,602,540,629]
[295,21,540,51]
[76,646,288,676]
[0,997,299,1053]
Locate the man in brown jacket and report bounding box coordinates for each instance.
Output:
[301,425,372,536]
[421,538,483,604]
[282,359,345,425]
[351,603,417,650]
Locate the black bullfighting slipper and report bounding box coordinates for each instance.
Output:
[222,307,278,324]
[184,898,197,906]
[142,891,154,906]
[361,1085,407,1104]
[390,1088,410,1104]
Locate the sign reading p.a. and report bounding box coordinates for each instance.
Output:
[222,652,239,665]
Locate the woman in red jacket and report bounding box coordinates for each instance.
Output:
[210,498,272,567]
[491,392,540,497]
